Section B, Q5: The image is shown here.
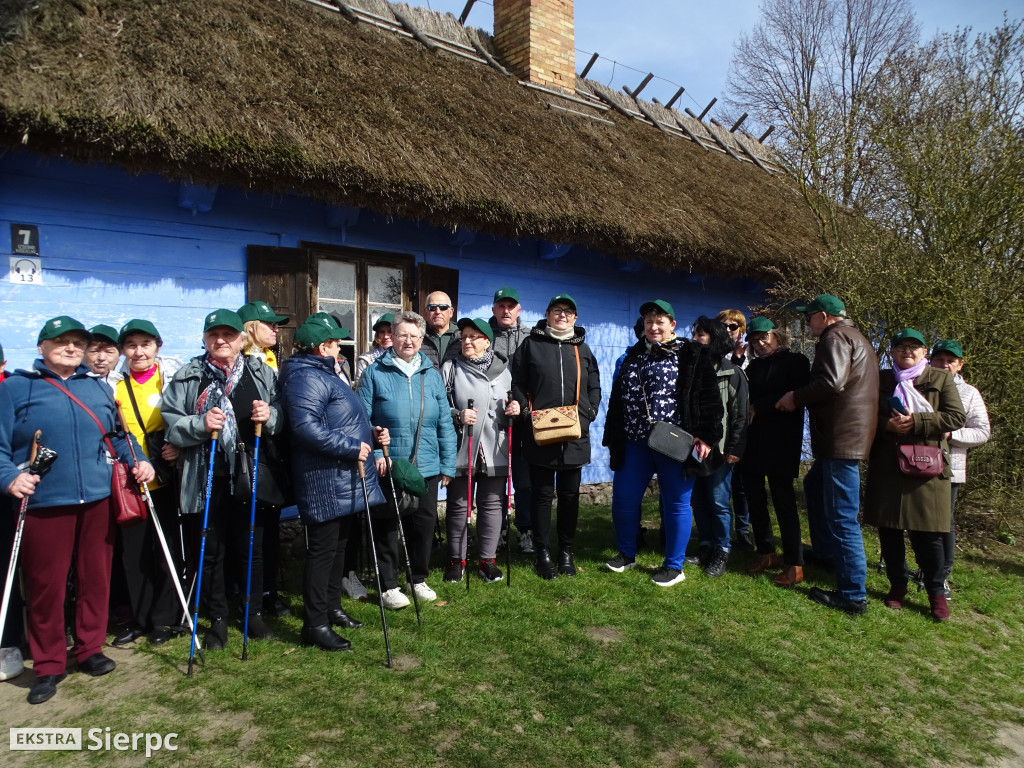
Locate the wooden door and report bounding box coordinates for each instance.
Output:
[416,263,460,315]
[245,245,312,362]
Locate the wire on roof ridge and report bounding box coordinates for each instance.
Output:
[574,47,704,110]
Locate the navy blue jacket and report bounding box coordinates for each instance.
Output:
[279,353,385,524]
[0,361,142,509]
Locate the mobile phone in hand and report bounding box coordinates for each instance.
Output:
[887,396,908,416]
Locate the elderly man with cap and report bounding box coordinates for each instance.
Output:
[929,339,990,596]
[354,312,395,389]
[238,300,290,372]
[85,324,122,389]
[163,309,282,650]
[0,316,154,704]
[488,287,534,553]
[603,300,722,586]
[421,292,460,370]
[776,295,878,614]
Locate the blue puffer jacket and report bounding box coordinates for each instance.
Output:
[279,354,385,523]
[357,351,457,478]
[0,361,143,509]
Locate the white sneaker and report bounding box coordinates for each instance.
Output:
[405,581,437,602]
[381,588,410,610]
[0,646,24,681]
[519,530,535,554]
[342,571,368,601]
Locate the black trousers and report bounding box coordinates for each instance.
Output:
[370,475,439,589]
[120,485,181,629]
[529,464,581,553]
[878,526,946,597]
[744,470,804,566]
[303,515,352,627]
[943,483,960,580]
[200,477,264,620]
[261,503,283,596]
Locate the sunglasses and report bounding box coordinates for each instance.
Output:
[426,304,451,311]
[724,323,741,332]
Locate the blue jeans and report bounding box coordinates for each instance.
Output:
[814,458,867,601]
[511,437,533,533]
[803,461,833,561]
[611,441,695,570]
[731,470,751,536]
[691,463,733,552]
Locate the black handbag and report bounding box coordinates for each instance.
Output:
[234,438,289,506]
[641,379,695,463]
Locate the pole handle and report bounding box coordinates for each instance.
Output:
[468,398,475,409]
[255,422,262,438]
[210,430,219,440]
[28,430,42,467]
[358,460,366,479]
[381,444,390,458]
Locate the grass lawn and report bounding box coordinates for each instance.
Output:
[6,501,1024,767]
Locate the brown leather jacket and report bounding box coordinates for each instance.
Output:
[792,319,879,460]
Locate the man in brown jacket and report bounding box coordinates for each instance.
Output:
[776,295,878,614]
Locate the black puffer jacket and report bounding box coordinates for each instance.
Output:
[741,348,810,477]
[511,322,602,468]
[603,339,723,472]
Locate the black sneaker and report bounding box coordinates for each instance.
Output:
[651,567,685,587]
[808,587,867,615]
[27,673,66,705]
[444,559,465,583]
[604,552,636,573]
[478,559,504,583]
[684,546,712,568]
[78,653,116,677]
[703,549,729,578]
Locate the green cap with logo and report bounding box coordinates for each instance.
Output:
[794,294,847,317]
[38,316,89,343]
[547,294,577,312]
[203,309,244,334]
[638,299,674,319]
[295,315,350,349]
[493,286,520,304]
[88,324,120,347]
[306,312,340,329]
[890,328,926,347]
[746,317,776,336]
[118,319,162,345]
[931,339,964,359]
[457,317,495,343]
[373,313,395,332]
[238,301,289,325]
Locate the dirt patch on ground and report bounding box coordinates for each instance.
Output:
[587,625,624,644]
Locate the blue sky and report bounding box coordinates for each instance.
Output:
[420,1,1016,116]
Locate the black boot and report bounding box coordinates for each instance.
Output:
[557,549,576,577]
[328,607,364,630]
[301,624,351,652]
[204,617,228,650]
[535,548,557,580]
[244,613,275,640]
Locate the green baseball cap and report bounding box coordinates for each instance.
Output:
[547,294,577,312]
[931,339,964,359]
[203,309,244,334]
[457,317,495,343]
[306,312,340,329]
[38,316,89,343]
[493,287,520,304]
[891,328,926,347]
[746,317,776,336]
[638,300,675,319]
[295,317,349,349]
[238,300,289,325]
[118,319,162,345]
[794,294,847,317]
[373,313,395,332]
[88,324,120,346]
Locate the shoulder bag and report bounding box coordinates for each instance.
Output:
[43,378,147,526]
[379,373,426,516]
[641,363,695,464]
[896,443,944,477]
[530,346,582,445]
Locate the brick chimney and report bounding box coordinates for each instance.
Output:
[493,0,575,91]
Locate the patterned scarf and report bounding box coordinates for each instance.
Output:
[462,348,493,370]
[644,335,684,359]
[893,359,933,413]
[196,353,245,458]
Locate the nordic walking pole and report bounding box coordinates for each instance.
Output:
[187,430,218,677]
[506,391,514,588]
[0,431,57,647]
[358,460,393,668]
[465,399,474,593]
[114,401,193,633]
[242,422,262,661]
[381,445,421,627]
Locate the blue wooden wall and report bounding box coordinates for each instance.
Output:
[0,152,765,484]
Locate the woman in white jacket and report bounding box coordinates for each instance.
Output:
[930,339,990,591]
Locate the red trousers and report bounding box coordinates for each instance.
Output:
[21,498,115,676]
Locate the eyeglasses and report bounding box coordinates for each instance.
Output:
[724,323,741,332]
[426,304,451,312]
[395,333,422,342]
[549,307,576,317]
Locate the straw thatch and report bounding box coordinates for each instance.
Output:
[0,0,824,278]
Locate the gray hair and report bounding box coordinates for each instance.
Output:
[393,311,426,336]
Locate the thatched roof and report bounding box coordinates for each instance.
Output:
[0,0,824,278]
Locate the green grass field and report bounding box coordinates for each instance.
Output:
[11,502,1024,767]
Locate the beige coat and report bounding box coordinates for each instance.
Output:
[863,366,966,532]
